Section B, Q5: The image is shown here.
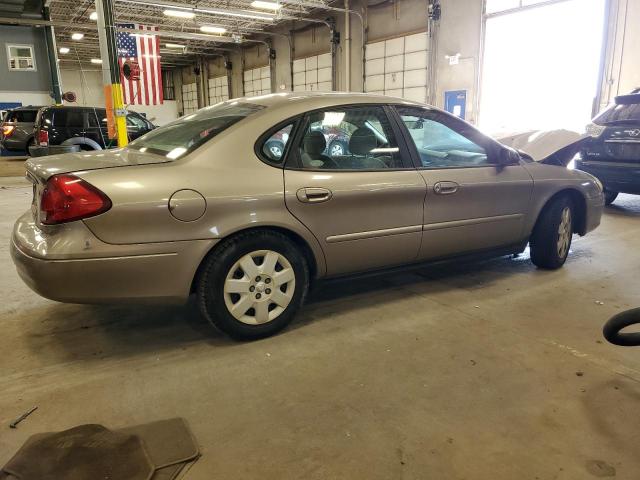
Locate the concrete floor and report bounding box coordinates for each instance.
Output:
[1,176,640,479]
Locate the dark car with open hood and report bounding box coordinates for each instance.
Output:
[577,88,640,205]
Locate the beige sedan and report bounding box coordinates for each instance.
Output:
[12,93,604,339]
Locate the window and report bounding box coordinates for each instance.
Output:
[485,0,549,14]
[293,106,405,170]
[397,108,489,168]
[128,102,264,160]
[6,109,38,123]
[7,45,36,71]
[127,114,148,130]
[260,123,294,164]
[162,72,175,101]
[53,109,84,128]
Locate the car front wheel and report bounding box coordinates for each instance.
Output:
[530,196,573,270]
[197,231,309,340]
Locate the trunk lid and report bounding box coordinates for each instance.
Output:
[25,148,172,184]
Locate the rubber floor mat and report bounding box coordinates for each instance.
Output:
[2,424,154,480]
[118,417,199,469]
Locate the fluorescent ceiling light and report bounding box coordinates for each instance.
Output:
[199,25,227,34]
[165,43,185,49]
[71,33,84,40]
[91,58,102,64]
[59,47,70,54]
[89,11,98,20]
[163,9,195,18]
[131,33,156,38]
[250,0,281,10]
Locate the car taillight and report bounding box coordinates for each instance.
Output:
[40,174,112,225]
[1,124,15,137]
[38,129,49,146]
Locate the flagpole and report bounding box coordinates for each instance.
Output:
[95,0,128,147]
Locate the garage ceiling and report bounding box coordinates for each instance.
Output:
[45,0,335,68]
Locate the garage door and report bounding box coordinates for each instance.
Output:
[364,32,428,104]
[208,75,229,105]
[244,66,271,97]
[293,53,332,92]
[181,82,198,114]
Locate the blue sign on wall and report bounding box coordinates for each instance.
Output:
[444,90,467,120]
[0,102,22,110]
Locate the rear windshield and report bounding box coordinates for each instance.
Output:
[128,102,264,159]
[6,109,38,123]
[595,96,640,125]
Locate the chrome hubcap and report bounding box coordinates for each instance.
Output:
[223,250,295,325]
[269,145,282,157]
[557,206,572,258]
[330,144,343,156]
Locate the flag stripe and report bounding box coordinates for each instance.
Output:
[116,23,162,105]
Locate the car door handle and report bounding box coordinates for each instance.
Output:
[433,181,459,195]
[296,187,333,203]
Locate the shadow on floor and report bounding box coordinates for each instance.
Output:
[17,239,594,366]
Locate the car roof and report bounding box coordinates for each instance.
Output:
[9,106,43,111]
[239,91,428,110]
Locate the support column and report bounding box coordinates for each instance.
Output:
[43,5,62,104]
[95,0,128,147]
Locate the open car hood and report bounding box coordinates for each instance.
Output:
[493,129,590,166]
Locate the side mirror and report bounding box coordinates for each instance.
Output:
[498,147,520,166]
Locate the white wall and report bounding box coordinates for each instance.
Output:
[0,91,53,106]
[59,69,179,125]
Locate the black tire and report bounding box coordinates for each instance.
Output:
[604,189,618,206]
[603,308,640,346]
[197,230,309,340]
[25,138,35,156]
[530,195,574,270]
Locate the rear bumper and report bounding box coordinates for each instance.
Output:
[11,210,217,304]
[576,160,640,195]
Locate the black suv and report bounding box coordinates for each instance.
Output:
[34,106,154,152]
[577,89,640,205]
[1,106,41,153]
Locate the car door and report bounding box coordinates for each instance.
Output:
[84,108,108,148]
[393,106,534,260]
[281,104,427,276]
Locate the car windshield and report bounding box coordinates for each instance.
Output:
[128,102,264,159]
[594,95,640,125]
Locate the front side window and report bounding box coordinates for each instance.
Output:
[127,114,148,130]
[294,105,405,170]
[261,123,294,164]
[397,108,490,168]
[7,45,36,71]
[128,102,264,160]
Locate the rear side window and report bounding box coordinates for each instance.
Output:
[6,110,38,123]
[54,109,84,128]
[260,123,295,164]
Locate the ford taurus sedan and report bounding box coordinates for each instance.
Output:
[11,93,604,339]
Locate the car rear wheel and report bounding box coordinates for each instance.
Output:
[328,140,347,157]
[197,230,309,340]
[530,196,573,270]
[604,189,618,206]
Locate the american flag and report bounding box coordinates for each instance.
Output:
[116,24,163,105]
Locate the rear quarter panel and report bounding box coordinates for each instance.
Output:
[78,123,327,276]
